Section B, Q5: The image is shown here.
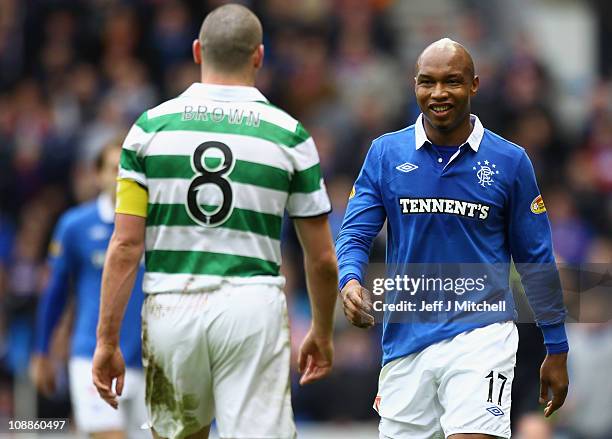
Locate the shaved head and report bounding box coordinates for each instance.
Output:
[416,38,475,79]
[414,38,479,144]
[199,4,262,72]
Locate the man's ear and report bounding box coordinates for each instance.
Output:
[253,44,264,69]
[471,75,480,96]
[192,39,202,65]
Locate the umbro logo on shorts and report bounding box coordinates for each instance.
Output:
[396,162,418,173]
[486,406,504,416]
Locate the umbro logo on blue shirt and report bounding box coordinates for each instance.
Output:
[396,162,418,173]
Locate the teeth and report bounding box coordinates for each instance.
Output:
[432,105,450,112]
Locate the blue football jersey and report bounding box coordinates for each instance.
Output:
[336,115,568,365]
[35,194,145,368]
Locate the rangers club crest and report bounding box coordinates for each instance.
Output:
[473,160,499,187]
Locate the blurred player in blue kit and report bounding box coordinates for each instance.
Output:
[336,39,569,439]
[31,141,147,439]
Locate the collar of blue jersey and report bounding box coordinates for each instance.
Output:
[414,113,484,152]
[97,192,115,224]
[181,82,269,103]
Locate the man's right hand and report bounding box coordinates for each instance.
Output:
[30,354,56,397]
[341,279,375,328]
[298,328,334,386]
[92,343,126,410]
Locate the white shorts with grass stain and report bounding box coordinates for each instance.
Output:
[141,284,295,439]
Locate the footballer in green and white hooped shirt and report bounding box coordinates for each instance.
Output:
[120,84,329,293]
[92,5,339,439]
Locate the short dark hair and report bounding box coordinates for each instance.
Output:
[198,4,262,72]
[95,137,123,171]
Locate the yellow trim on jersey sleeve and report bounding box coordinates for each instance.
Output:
[116,178,148,218]
[49,240,62,257]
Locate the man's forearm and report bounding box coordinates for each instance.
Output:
[304,255,338,336]
[97,236,142,347]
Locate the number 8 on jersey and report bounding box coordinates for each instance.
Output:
[187,141,235,227]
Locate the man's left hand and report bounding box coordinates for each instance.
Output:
[539,352,569,417]
[92,343,126,409]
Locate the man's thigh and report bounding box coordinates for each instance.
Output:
[438,322,518,439]
[209,284,296,439]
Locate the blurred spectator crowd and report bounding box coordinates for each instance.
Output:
[0,0,610,437]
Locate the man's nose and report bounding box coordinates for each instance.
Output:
[431,82,448,99]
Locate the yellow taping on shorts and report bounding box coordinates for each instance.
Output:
[116,178,148,218]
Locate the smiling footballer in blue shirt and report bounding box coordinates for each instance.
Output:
[336,38,569,439]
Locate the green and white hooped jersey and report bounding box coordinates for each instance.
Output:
[119,83,331,294]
